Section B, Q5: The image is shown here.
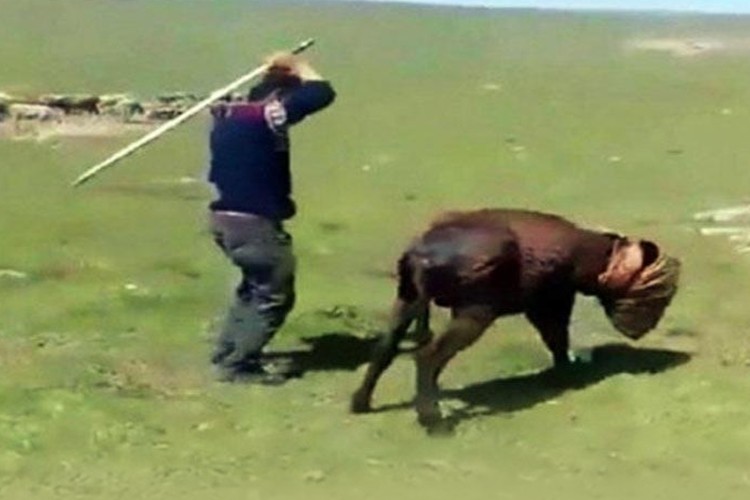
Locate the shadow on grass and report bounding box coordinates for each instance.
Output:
[265,332,377,373]
[372,343,692,435]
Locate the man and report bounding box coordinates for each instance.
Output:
[207,53,336,383]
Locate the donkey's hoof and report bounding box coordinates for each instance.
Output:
[417,410,442,428]
[425,418,455,437]
[350,393,372,414]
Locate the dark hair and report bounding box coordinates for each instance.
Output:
[247,69,302,102]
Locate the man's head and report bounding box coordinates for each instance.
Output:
[248,52,304,102]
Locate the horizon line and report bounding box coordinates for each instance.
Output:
[319,0,750,16]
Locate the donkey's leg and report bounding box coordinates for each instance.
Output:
[525,289,576,369]
[414,305,496,427]
[351,297,428,413]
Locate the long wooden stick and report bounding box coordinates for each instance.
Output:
[72,38,315,187]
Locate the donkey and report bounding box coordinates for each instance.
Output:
[351,209,681,427]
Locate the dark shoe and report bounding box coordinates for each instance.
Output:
[230,368,289,386]
[210,342,235,365]
[262,356,303,379]
[214,361,288,386]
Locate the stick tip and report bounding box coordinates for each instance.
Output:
[294,38,315,54]
[71,173,91,187]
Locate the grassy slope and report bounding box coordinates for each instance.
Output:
[1,0,750,498]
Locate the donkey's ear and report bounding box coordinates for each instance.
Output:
[639,240,660,269]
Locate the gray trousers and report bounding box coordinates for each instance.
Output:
[209,211,296,370]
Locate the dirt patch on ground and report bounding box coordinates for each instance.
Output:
[694,204,750,254]
[0,115,156,143]
[626,37,750,57]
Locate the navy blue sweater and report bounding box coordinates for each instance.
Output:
[208,80,336,220]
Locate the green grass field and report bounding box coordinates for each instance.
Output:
[2,0,750,498]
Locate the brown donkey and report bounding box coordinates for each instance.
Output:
[351,209,681,427]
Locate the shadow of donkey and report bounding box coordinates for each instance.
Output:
[375,343,691,435]
[264,332,378,373]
